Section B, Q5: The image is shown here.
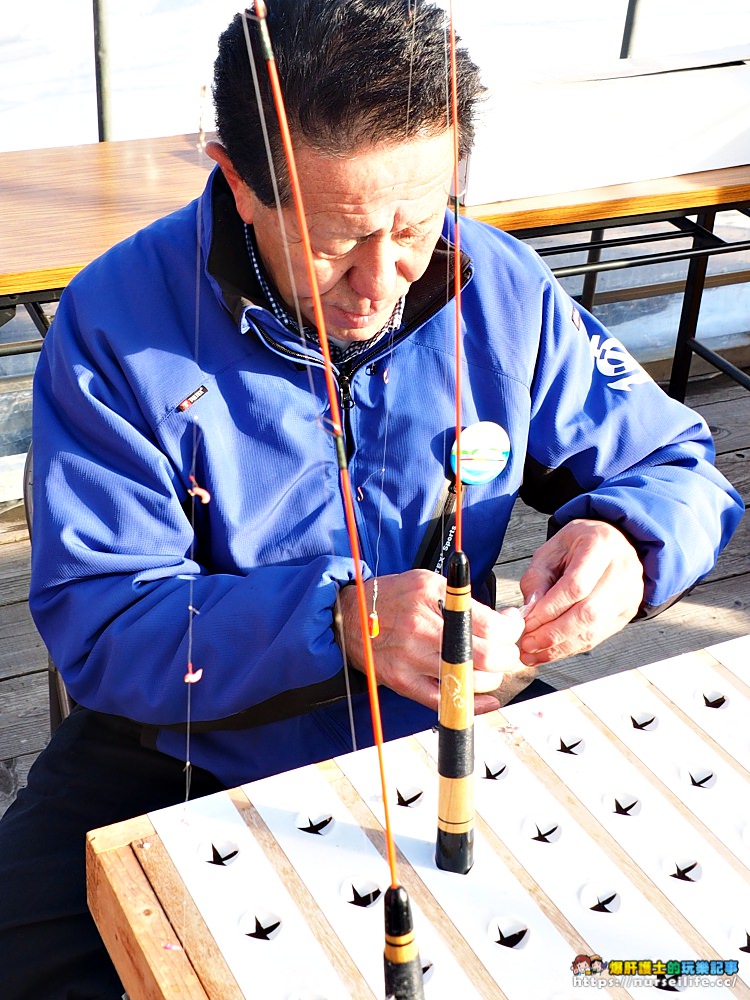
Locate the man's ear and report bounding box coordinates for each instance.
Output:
[205,141,256,222]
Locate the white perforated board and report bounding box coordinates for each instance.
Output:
[100,642,750,999]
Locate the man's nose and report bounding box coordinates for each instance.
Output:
[347,238,398,303]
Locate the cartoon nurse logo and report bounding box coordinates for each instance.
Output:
[571,955,590,976]
[571,953,608,976]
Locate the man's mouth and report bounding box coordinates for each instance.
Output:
[329,305,384,329]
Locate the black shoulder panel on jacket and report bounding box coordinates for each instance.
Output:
[519,453,586,515]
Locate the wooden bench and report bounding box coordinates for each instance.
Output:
[2,135,750,398]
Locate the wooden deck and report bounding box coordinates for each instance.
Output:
[1,369,748,819]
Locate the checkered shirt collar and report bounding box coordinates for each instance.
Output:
[244,223,404,364]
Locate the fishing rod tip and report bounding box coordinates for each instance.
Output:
[384,884,414,934]
[384,884,425,999]
[445,548,470,587]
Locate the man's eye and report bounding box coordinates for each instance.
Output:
[315,241,359,259]
[316,243,357,260]
[396,228,429,245]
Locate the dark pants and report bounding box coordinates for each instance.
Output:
[0,708,224,1000]
[0,679,553,999]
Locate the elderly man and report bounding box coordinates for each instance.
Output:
[0,1,742,997]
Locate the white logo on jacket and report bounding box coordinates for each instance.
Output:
[589,333,650,392]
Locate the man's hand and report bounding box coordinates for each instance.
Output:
[519,519,645,666]
[336,569,532,714]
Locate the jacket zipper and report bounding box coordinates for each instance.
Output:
[250,297,463,452]
[251,314,462,570]
[338,373,354,411]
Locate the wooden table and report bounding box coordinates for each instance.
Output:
[464,165,750,235]
[87,636,750,999]
[466,165,750,402]
[4,137,748,295]
[2,135,749,394]
[0,134,212,343]
[1,134,212,298]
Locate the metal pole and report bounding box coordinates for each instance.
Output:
[668,210,715,401]
[92,0,112,141]
[619,0,640,58]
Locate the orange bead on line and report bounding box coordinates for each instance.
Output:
[368,611,380,638]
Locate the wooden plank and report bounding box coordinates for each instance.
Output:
[0,540,30,604]
[465,163,750,233]
[715,450,750,496]
[0,671,49,759]
[684,371,750,407]
[0,600,46,682]
[530,572,750,691]
[495,449,749,594]
[134,832,245,1000]
[491,505,548,567]
[0,509,29,547]
[697,393,750,454]
[86,820,212,1000]
[1,134,213,296]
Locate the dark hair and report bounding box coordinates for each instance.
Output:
[213,0,485,205]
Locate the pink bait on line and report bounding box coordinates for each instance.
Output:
[188,475,211,504]
[184,664,203,684]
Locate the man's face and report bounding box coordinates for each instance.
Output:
[217,131,454,342]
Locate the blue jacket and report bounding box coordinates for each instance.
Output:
[30,168,743,786]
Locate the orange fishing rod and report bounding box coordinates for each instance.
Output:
[250,4,423,996]
[434,0,476,877]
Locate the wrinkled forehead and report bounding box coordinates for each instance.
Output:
[296,131,455,234]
